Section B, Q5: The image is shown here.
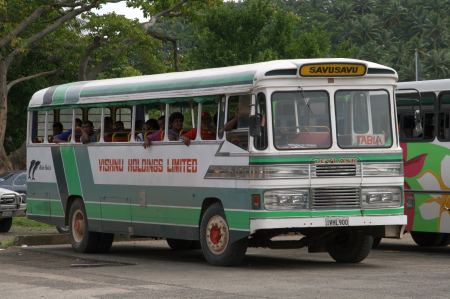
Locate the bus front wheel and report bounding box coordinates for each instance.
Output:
[69,199,113,253]
[199,203,247,266]
[327,230,373,263]
[410,231,449,247]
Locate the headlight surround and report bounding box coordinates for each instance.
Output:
[264,189,309,210]
[361,187,403,208]
[362,162,403,176]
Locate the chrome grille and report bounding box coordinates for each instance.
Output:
[313,164,358,177]
[0,194,17,204]
[311,187,360,209]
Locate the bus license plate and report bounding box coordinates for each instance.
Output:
[325,217,349,227]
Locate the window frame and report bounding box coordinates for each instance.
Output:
[335,88,393,149]
[437,90,450,142]
[396,91,437,143]
[271,89,332,151]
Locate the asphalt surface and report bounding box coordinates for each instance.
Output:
[0,235,448,299]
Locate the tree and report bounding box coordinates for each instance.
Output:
[0,0,121,172]
[186,0,334,69]
[78,13,166,80]
[128,0,221,71]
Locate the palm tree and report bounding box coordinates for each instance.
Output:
[423,49,450,79]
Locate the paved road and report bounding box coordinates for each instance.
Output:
[0,236,448,299]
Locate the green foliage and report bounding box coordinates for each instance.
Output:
[186,0,335,69]
[13,217,52,228]
[286,0,450,80]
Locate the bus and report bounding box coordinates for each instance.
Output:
[396,80,450,247]
[26,59,406,266]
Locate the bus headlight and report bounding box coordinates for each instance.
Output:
[361,187,402,208]
[264,189,309,210]
[362,162,403,176]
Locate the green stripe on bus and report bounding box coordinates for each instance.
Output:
[52,83,73,105]
[250,154,402,164]
[80,72,255,98]
[27,198,50,215]
[60,147,82,196]
[84,202,250,230]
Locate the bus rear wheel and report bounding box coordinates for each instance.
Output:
[440,234,450,246]
[69,199,113,253]
[0,218,12,233]
[410,231,448,247]
[327,230,373,263]
[200,203,247,266]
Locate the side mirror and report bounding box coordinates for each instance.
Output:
[249,115,262,137]
[413,109,423,137]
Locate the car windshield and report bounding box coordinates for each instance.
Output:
[0,172,15,181]
[335,90,392,148]
[272,91,331,150]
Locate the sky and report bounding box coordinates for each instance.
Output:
[94,1,147,22]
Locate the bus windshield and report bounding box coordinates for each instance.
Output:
[272,91,331,150]
[335,90,392,148]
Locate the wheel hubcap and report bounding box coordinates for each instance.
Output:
[72,209,85,243]
[206,215,229,255]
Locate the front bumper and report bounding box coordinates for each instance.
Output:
[0,203,27,218]
[250,215,407,234]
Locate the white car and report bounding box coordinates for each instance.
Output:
[0,187,26,233]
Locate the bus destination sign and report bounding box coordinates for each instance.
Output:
[300,63,366,77]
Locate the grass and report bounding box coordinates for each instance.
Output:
[0,239,15,249]
[13,217,53,228]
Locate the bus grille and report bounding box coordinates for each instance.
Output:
[311,187,361,209]
[313,164,358,177]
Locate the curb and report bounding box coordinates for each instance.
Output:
[13,234,70,246]
[10,234,151,246]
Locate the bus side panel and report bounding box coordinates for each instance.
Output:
[402,142,450,233]
[26,146,63,226]
[80,143,252,240]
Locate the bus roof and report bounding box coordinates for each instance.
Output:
[397,79,450,93]
[28,58,396,109]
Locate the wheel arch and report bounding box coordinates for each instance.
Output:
[199,197,223,227]
[64,195,84,226]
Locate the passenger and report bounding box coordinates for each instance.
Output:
[200,112,216,140]
[143,116,165,148]
[136,119,158,142]
[167,112,191,145]
[53,118,82,143]
[114,120,125,131]
[80,120,96,144]
[181,112,216,140]
[224,96,250,131]
[50,122,63,142]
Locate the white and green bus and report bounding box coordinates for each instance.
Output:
[26,59,406,265]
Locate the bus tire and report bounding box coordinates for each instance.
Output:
[0,218,12,233]
[200,203,247,266]
[440,234,450,246]
[327,230,373,263]
[372,237,382,248]
[69,199,112,253]
[166,238,195,250]
[95,232,114,253]
[410,231,445,247]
